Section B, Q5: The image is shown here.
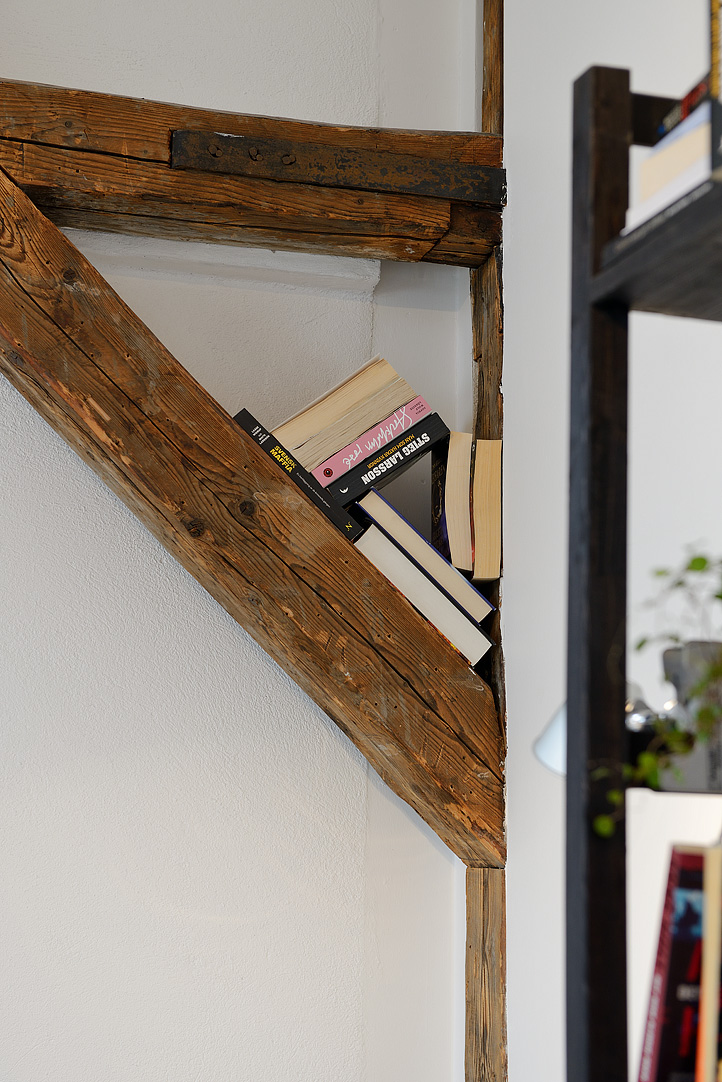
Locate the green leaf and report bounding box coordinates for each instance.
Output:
[607,789,624,807]
[590,766,610,781]
[593,815,616,838]
[654,568,671,578]
[635,636,649,651]
[687,556,709,572]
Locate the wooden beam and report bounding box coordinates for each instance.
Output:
[481,0,504,137]
[0,165,505,867]
[568,67,630,1082]
[0,76,503,165]
[466,868,507,1081]
[0,77,504,268]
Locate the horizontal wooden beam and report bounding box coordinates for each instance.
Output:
[0,165,505,866]
[170,130,506,206]
[0,78,503,267]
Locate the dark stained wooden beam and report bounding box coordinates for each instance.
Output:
[0,164,505,867]
[0,77,504,267]
[170,130,506,206]
[631,91,677,147]
[466,868,507,1082]
[568,67,630,1082]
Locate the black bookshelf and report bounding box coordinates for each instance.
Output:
[566,66,722,1082]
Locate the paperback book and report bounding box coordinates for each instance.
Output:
[233,408,364,541]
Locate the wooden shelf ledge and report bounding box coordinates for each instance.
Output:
[0,165,505,867]
[0,77,504,268]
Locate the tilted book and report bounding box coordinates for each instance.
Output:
[233,409,364,542]
[326,413,450,506]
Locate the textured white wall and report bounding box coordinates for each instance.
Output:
[0,2,478,1080]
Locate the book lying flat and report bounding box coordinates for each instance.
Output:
[357,488,492,625]
[354,525,492,666]
[273,356,418,471]
[233,408,364,541]
[326,413,450,506]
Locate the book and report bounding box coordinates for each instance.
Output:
[472,439,502,582]
[311,394,432,486]
[355,488,493,625]
[431,432,473,573]
[354,525,493,666]
[326,413,450,506]
[233,408,365,541]
[638,845,705,1082]
[658,75,710,137]
[695,844,722,1082]
[272,356,419,471]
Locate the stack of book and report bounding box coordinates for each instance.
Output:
[272,355,449,506]
[431,431,502,582]
[639,842,722,1082]
[234,378,494,667]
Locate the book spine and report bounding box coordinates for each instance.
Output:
[638,847,684,1082]
[311,395,432,486]
[326,414,450,506]
[233,409,365,541]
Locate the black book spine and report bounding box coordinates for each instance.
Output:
[327,414,451,506]
[233,409,365,542]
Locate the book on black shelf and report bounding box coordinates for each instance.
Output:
[233,408,364,542]
[326,413,449,506]
[355,488,494,626]
[354,524,493,667]
[623,6,722,237]
[638,845,705,1082]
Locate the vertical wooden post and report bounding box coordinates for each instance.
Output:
[567,66,631,1082]
[466,868,507,1082]
[466,5,507,1082]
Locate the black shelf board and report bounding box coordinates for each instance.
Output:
[591,179,722,321]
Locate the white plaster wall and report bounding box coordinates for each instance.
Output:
[0,2,478,1081]
[504,0,722,1079]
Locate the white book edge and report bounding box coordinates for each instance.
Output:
[355,525,491,666]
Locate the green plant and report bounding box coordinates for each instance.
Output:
[592,551,722,837]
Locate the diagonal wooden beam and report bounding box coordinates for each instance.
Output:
[0,77,504,267]
[0,165,505,867]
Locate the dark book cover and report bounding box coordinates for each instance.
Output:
[651,849,705,1082]
[233,408,365,542]
[326,413,450,506]
[430,438,451,561]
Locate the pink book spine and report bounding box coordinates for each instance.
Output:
[312,395,432,485]
[638,847,684,1082]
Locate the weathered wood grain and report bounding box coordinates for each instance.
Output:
[0,165,505,866]
[481,0,504,137]
[424,204,502,267]
[470,250,505,722]
[466,868,507,1080]
[0,136,503,266]
[0,77,503,166]
[171,130,506,206]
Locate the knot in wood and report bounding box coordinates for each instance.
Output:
[238,499,256,518]
[62,268,77,283]
[185,518,205,538]
[64,119,73,129]
[281,153,296,166]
